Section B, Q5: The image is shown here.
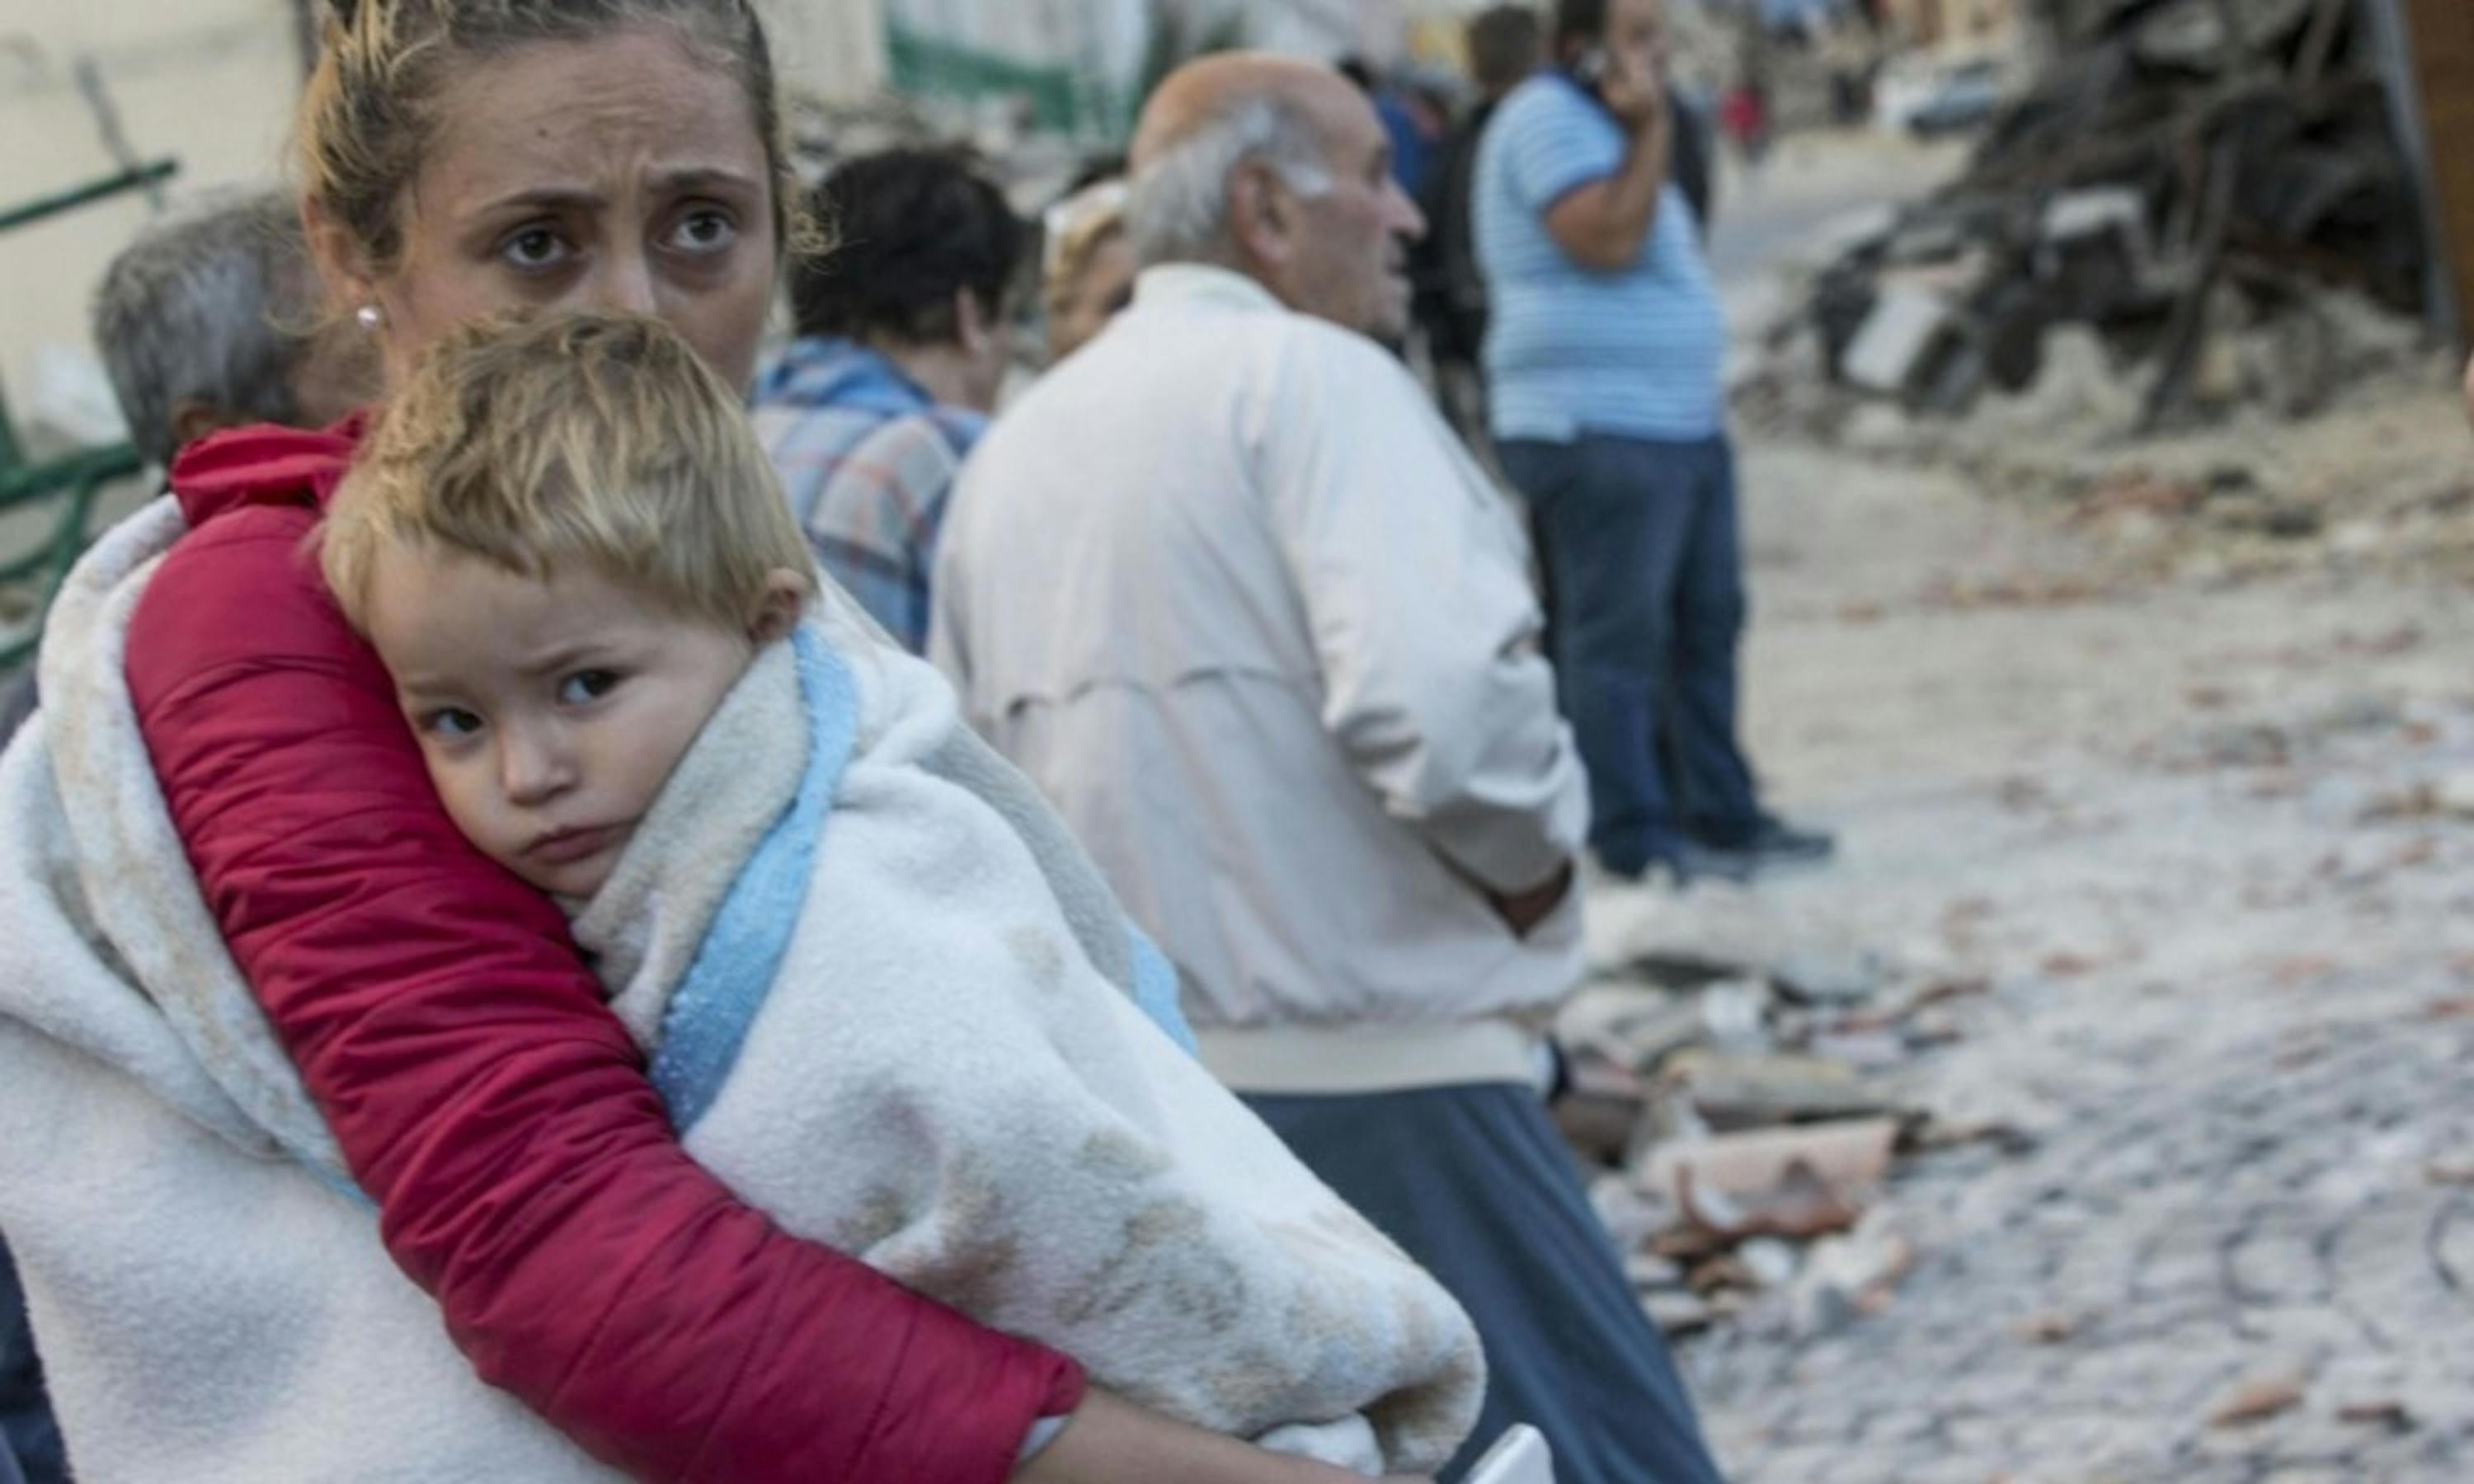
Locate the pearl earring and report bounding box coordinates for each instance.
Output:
[355,304,382,330]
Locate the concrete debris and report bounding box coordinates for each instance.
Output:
[1553,1054,1651,1167]
[1643,1118,1902,1212]
[1789,1209,1918,1339]
[1554,941,2011,1344]
[1590,1172,1683,1252]
[1658,1050,1903,1130]
[1841,285,1962,398]
[1555,981,1710,1074]
[1747,0,2428,439]
[1698,980,1777,1054]
[1623,1250,1686,1292]
[1643,1289,1719,1337]
[1768,950,1888,1007]
[1736,1237,1803,1289]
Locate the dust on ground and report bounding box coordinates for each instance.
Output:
[1578,131,2474,1483]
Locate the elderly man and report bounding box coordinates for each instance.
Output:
[4,189,374,805]
[1476,0,1829,885]
[934,54,1724,1484]
[92,189,372,467]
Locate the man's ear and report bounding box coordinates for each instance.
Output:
[1225,161,1289,268]
[747,567,809,644]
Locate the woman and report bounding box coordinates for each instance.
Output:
[0,2,1425,1481]
[1041,177,1137,365]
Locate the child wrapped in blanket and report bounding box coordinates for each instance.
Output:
[314,310,1485,1475]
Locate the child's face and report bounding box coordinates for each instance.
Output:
[360,548,758,899]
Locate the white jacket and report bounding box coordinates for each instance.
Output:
[934,265,1588,1094]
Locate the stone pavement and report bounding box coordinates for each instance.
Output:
[1583,439,2474,1482]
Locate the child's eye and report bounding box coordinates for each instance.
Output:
[558,670,620,705]
[424,707,483,740]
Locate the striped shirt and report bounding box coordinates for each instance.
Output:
[1473,73,1726,444]
[750,337,987,653]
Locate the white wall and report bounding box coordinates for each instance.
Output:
[764,0,892,106]
[1169,0,1414,65]
[0,0,302,432]
[0,0,895,438]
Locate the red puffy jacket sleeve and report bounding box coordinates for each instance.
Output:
[123,439,1081,1482]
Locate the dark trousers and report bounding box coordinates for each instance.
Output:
[0,701,54,1484]
[0,1242,61,1484]
[1244,1084,1726,1484]
[1498,433,1761,876]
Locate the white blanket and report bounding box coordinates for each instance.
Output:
[0,500,1483,1479]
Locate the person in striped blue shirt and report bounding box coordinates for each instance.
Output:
[1475,0,1832,884]
[752,149,1026,654]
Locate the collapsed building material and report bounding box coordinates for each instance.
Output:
[1787,0,2429,432]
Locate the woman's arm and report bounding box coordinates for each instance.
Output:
[125,505,1080,1482]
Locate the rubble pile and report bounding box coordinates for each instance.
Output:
[1744,0,2432,439]
[1555,951,2025,1341]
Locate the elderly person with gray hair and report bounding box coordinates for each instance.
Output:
[0,190,366,971]
[934,54,1724,1484]
[92,189,373,468]
[0,190,370,829]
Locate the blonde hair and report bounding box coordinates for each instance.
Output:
[322,311,817,633]
[297,0,817,286]
[1042,179,1130,318]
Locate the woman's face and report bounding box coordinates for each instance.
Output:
[350,26,778,394]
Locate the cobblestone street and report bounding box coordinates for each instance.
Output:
[1585,431,2474,1482]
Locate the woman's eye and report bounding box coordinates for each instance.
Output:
[425,707,483,740]
[668,209,740,256]
[558,669,620,705]
[498,227,571,271]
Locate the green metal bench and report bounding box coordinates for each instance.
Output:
[0,389,143,673]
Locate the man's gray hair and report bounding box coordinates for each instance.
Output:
[1126,92,1335,267]
[91,190,322,467]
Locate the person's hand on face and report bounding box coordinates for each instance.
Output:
[1596,0,1672,134]
[1595,38,1667,133]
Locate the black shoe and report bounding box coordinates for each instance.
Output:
[1679,818,1836,882]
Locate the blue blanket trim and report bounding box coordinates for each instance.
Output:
[1126,925,1197,1054]
[651,630,856,1133]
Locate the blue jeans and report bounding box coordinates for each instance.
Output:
[0,1242,61,1484]
[1499,433,1761,875]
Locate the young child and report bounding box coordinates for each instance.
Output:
[316,312,1484,1473]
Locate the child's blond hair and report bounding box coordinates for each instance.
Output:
[322,310,817,633]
